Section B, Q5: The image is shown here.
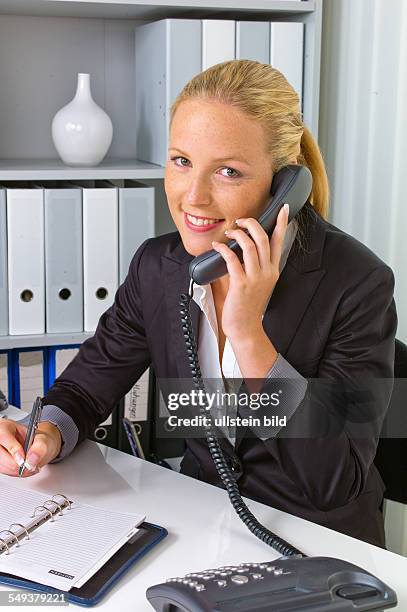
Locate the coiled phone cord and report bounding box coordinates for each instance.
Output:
[180,280,305,558]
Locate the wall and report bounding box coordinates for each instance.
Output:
[319,0,407,556]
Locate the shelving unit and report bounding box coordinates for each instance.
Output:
[0,159,164,181]
[0,0,323,349]
[0,332,93,350]
[0,1,316,20]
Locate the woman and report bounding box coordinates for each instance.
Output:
[0,60,397,548]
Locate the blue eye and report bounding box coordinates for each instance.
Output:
[171,156,190,167]
[220,167,240,178]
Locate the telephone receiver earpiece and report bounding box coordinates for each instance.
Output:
[188,164,313,286]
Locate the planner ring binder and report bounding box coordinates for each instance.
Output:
[0,493,72,556]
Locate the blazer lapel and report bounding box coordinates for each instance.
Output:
[261,265,326,357]
[234,205,328,450]
[261,204,328,355]
[161,241,201,380]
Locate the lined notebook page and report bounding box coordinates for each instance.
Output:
[0,481,145,591]
[0,485,52,528]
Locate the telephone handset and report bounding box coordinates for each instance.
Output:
[189,164,312,286]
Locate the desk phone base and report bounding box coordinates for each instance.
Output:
[146,556,397,611]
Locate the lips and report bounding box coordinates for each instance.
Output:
[184,212,224,233]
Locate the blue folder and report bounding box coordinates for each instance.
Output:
[0,521,167,607]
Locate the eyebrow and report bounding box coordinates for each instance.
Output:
[169,148,250,165]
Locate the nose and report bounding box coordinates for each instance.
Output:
[184,173,212,209]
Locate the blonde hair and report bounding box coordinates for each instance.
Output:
[169,60,330,251]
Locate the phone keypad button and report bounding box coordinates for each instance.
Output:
[231,575,249,585]
[217,580,227,587]
[195,584,206,592]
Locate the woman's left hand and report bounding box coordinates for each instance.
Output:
[212,203,289,344]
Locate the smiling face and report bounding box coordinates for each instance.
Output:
[165,99,275,256]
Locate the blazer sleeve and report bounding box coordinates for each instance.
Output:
[42,238,152,450]
[244,264,398,511]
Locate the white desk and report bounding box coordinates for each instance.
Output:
[0,438,406,610]
[0,406,28,420]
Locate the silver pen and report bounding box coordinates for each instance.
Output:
[19,396,43,477]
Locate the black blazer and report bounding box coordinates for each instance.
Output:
[44,203,397,548]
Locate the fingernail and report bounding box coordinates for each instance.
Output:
[25,452,39,471]
[14,452,25,467]
[284,203,290,215]
[235,219,241,224]
[224,230,229,235]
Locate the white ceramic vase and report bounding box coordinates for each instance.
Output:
[52,73,113,166]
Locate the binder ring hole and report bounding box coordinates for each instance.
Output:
[20,289,34,303]
[134,423,142,435]
[164,420,176,433]
[96,287,108,300]
[94,427,108,441]
[59,288,71,301]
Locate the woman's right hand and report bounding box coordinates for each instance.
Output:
[0,418,62,477]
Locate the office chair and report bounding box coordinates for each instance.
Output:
[374,338,407,504]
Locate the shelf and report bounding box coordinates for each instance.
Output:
[0,1,315,20]
[0,332,94,350]
[0,159,165,181]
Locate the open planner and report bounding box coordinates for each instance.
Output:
[0,478,167,605]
